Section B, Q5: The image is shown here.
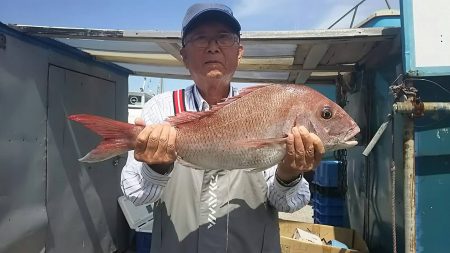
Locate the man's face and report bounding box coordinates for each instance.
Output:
[181,22,244,81]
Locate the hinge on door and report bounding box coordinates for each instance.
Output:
[0,34,6,49]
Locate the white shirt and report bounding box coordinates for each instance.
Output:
[121,84,310,213]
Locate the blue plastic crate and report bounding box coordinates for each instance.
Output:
[313,201,344,215]
[314,210,344,226]
[313,192,345,206]
[136,232,152,253]
[312,193,345,216]
[313,161,341,187]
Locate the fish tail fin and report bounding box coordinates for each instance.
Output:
[68,114,137,163]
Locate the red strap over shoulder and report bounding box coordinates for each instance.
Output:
[172,89,186,115]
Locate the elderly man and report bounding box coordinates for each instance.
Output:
[121,3,324,253]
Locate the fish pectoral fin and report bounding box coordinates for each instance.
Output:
[235,137,287,149]
[306,120,317,135]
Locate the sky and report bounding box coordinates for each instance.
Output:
[1,0,399,93]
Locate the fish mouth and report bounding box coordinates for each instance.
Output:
[343,140,358,147]
[326,129,360,152]
[342,125,361,148]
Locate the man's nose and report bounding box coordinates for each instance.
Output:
[206,38,220,53]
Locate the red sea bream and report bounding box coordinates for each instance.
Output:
[68,84,360,170]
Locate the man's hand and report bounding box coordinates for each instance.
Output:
[133,118,177,171]
[276,126,325,183]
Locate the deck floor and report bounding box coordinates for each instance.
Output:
[278,204,314,223]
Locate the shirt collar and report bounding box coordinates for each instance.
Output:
[192,84,235,111]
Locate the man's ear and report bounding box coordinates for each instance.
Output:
[237,44,244,64]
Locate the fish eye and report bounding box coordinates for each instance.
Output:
[321,106,333,119]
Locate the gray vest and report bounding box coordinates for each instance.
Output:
[151,164,281,253]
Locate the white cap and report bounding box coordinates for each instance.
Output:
[182,3,241,43]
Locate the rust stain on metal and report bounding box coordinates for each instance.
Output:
[403,117,416,253]
[412,98,424,117]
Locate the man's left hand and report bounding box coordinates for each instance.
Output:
[276,126,325,183]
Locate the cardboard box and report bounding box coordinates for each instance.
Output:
[293,228,323,245]
[279,219,369,253]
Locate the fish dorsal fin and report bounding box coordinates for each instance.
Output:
[216,84,270,106]
[166,111,213,126]
[166,84,270,127]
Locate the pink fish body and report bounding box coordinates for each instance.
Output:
[69,84,360,170]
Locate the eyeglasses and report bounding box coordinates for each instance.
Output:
[184,33,239,48]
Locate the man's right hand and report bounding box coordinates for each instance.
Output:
[133,118,177,170]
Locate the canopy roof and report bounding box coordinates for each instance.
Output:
[11,25,400,84]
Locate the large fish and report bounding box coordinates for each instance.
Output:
[68,84,360,170]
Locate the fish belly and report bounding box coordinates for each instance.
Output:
[178,143,286,170]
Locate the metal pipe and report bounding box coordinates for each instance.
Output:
[394,102,450,114]
[403,115,416,253]
[366,99,449,252]
[393,99,450,253]
[391,88,449,252]
[328,0,366,29]
[350,6,359,28]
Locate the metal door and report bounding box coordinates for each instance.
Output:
[46,65,124,253]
